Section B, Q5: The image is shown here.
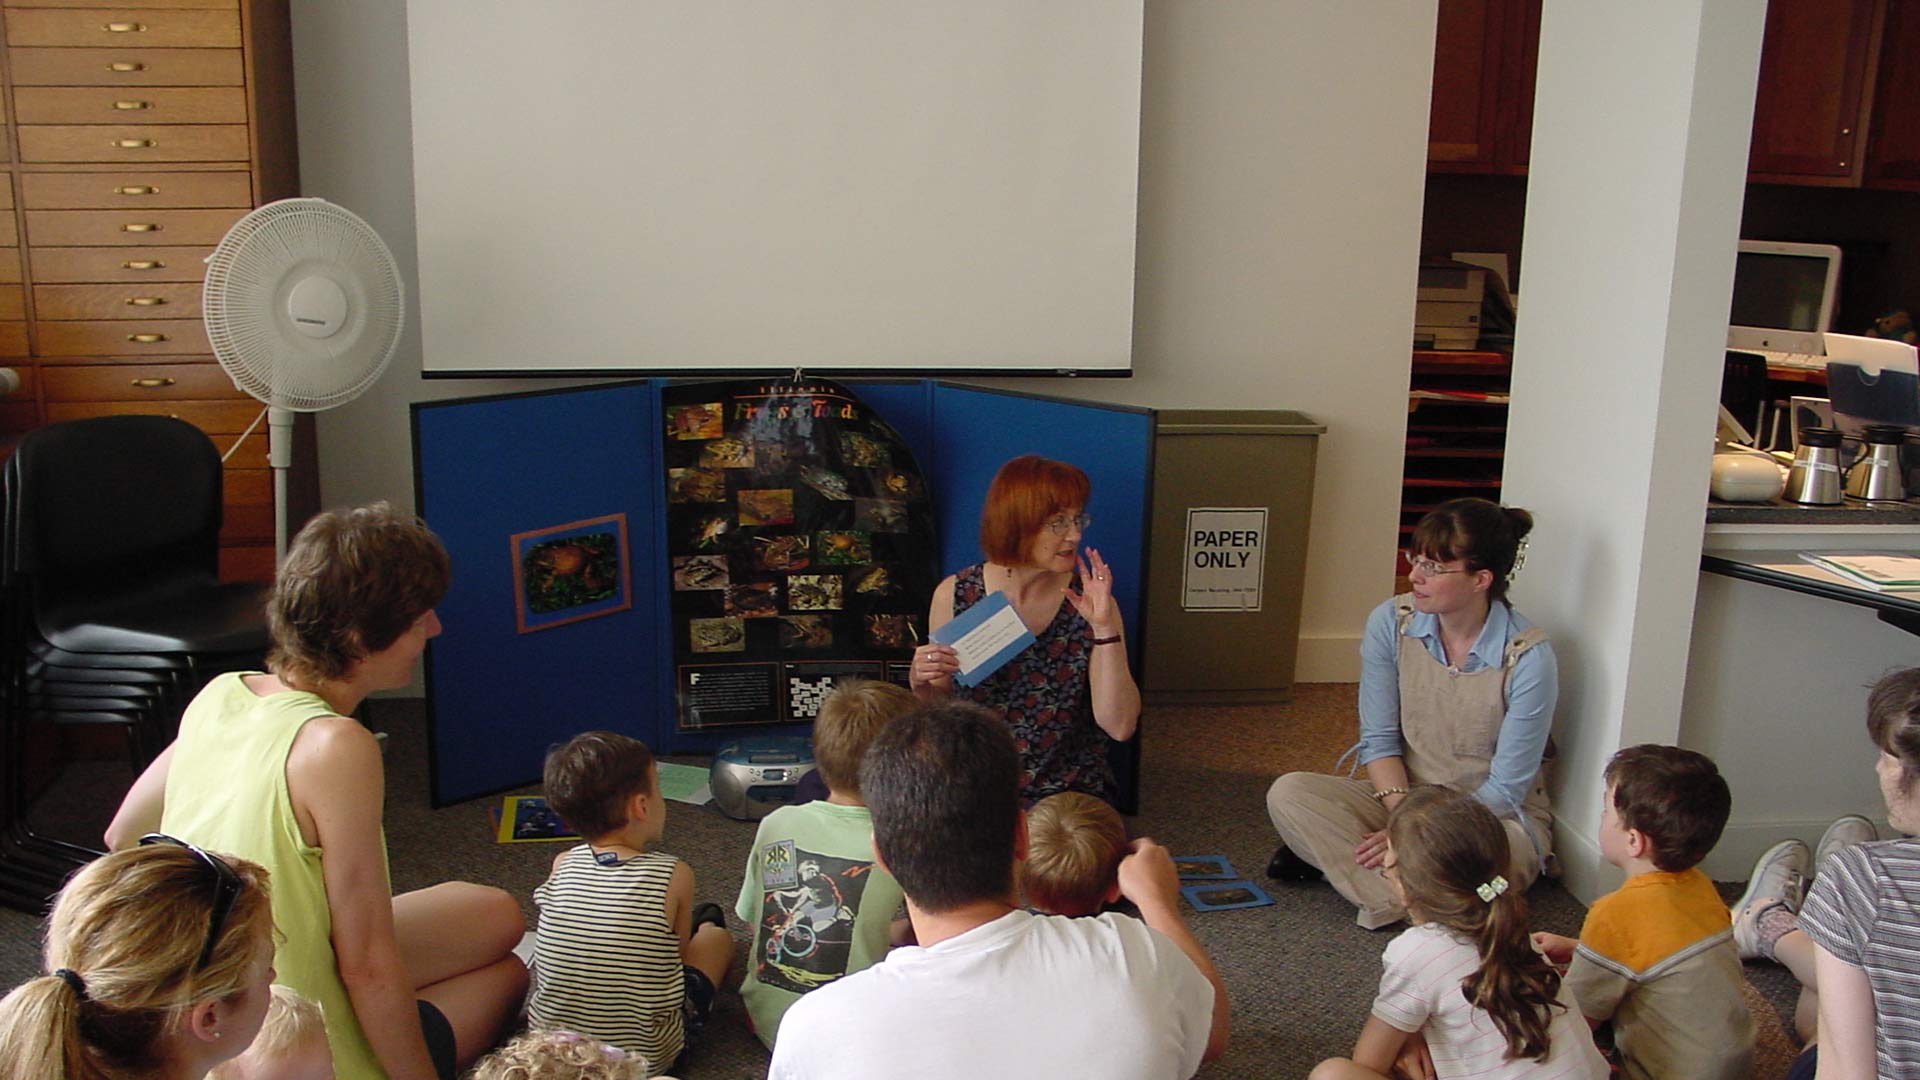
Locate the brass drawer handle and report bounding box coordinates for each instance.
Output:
[104,22,145,32]
[120,223,160,233]
[130,377,174,388]
[113,100,151,111]
[127,333,167,343]
[112,139,155,149]
[126,296,166,307]
[108,62,146,73]
[116,185,157,196]
[122,260,163,270]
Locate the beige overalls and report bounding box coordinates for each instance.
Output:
[1266,596,1554,928]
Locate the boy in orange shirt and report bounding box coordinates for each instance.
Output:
[1534,745,1753,1080]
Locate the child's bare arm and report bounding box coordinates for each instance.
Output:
[1351,1015,1413,1075]
[666,860,695,945]
[1531,931,1576,966]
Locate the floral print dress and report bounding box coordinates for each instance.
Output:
[953,563,1115,804]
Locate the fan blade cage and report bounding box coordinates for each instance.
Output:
[203,198,405,412]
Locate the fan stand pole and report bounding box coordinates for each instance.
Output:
[269,406,294,561]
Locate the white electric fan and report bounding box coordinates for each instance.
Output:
[203,198,405,557]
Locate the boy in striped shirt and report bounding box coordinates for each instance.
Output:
[530,731,735,1073]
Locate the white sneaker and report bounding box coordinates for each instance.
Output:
[1814,814,1877,874]
[1731,839,1811,961]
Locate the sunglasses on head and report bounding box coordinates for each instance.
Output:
[138,833,242,971]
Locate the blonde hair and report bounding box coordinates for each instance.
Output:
[1020,792,1127,916]
[0,844,273,1080]
[207,986,326,1080]
[812,680,915,798]
[471,1030,651,1080]
[1388,787,1564,1063]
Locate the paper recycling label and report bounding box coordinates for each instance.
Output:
[1182,507,1267,612]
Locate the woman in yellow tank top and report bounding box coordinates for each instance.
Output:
[106,503,528,1080]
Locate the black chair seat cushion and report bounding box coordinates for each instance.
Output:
[38,579,270,656]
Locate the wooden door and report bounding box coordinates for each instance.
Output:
[1748,0,1882,185]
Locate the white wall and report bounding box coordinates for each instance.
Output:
[289,0,1438,687]
[1501,0,1765,901]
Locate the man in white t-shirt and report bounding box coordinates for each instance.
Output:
[769,700,1230,1080]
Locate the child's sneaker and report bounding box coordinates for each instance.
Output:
[1814,814,1877,874]
[1731,839,1810,960]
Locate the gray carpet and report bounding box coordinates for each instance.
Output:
[0,686,1804,1078]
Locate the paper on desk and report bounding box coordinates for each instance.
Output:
[929,590,1037,688]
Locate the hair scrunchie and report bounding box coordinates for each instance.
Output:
[53,968,87,1000]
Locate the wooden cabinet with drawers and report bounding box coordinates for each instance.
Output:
[0,0,301,582]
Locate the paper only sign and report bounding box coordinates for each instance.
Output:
[1182,508,1267,611]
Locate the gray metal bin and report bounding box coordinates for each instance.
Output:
[1143,410,1325,702]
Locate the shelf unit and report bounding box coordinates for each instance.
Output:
[1399,349,1512,584]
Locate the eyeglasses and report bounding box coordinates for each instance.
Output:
[1044,512,1092,536]
[1401,551,1468,578]
[139,833,242,971]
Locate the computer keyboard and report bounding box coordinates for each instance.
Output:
[1747,348,1826,370]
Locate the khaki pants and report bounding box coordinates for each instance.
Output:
[1265,771,1544,929]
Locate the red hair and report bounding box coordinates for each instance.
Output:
[978,455,1091,565]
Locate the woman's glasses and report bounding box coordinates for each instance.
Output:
[1044,512,1092,536]
[1401,551,1468,578]
[139,833,241,970]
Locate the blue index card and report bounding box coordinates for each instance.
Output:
[1181,880,1275,912]
[929,590,1037,688]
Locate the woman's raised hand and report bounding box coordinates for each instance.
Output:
[1064,547,1120,636]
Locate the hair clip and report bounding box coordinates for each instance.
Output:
[1475,875,1510,903]
[1507,535,1529,584]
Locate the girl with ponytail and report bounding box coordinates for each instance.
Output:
[1268,497,1560,931]
[0,841,276,1080]
[1312,786,1605,1079]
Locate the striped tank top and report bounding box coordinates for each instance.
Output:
[531,846,686,1070]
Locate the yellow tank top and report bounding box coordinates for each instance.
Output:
[161,672,391,1080]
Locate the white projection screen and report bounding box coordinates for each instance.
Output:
[404,2,1144,376]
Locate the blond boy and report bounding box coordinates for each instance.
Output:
[735,680,910,1048]
[1022,792,1128,916]
[209,985,334,1080]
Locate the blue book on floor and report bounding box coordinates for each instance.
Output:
[1182,879,1274,912]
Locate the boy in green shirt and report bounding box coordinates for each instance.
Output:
[735,680,911,1048]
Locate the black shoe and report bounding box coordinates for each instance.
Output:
[1267,844,1323,883]
[691,901,727,932]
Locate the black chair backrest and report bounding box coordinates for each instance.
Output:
[10,416,222,582]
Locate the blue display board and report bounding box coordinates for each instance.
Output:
[415,379,1154,808]
[414,382,666,807]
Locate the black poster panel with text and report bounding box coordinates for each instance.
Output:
[662,379,938,729]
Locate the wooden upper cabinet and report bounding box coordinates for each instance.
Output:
[1866,0,1920,188]
[1427,0,1539,174]
[1747,0,1882,185]
[1428,0,1504,169]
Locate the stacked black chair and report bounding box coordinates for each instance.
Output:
[0,415,271,910]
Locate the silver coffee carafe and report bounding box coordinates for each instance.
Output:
[1786,426,1847,506]
[1846,424,1911,503]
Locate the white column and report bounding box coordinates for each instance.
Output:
[1502,0,1766,901]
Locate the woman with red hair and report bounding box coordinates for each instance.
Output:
[909,455,1140,804]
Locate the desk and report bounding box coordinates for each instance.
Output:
[1701,549,1920,637]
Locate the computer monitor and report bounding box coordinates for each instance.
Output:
[1726,240,1842,356]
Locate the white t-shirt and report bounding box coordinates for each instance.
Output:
[1373,923,1607,1080]
[768,909,1215,1080]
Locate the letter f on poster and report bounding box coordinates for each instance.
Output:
[1182,508,1267,611]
